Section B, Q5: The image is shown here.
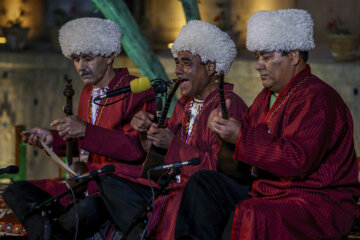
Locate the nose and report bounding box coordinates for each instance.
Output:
[175,62,183,76]
[78,58,87,70]
[255,57,264,71]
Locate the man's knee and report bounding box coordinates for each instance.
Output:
[58,195,108,231]
[187,170,216,186]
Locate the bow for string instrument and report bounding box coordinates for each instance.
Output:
[141,79,181,181]
[21,77,89,198]
[216,71,254,184]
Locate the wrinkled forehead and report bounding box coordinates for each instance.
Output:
[70,53,96,59]
[256,50,275,55]
[175,51,205,62]
[176,50,195,57]
[255,50,288,57]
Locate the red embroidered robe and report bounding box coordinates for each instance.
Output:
[148,84,248,240]
[231,65,360,239]
[36,68,155,196]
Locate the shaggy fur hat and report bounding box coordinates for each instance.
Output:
[246,9,315,52]
[171,20,237,75]
[59,17,121,58]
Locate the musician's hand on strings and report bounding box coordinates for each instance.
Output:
[208,99,241,144]
[208,98,231,131]
[131,111,155,133]
[208,108,221,130]
[21,128,53,148]
[147,124,175,149]
[130,111,155,152]
[210,117,241,144]
[50,115,86,140]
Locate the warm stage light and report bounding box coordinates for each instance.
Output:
[168,43,173,49]
[0,37,7,44]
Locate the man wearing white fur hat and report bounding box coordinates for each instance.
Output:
[94,20,247,239]
[175,9,360,239]
[4,17,155,239]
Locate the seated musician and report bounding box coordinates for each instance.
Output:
[175,9,360,240]
[96,20,248,239]
[3,17,155,239]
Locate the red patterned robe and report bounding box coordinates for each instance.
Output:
[35,68,155,196]
[148,84,248,240]
[231,65,360,239]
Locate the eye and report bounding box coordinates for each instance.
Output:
[183,60,191,65]
[263,53,273,60]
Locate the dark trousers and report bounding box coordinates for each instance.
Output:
[3,181,109,240]
[99,174,154,233]
[3,176,159,240]
[175,170,250,240]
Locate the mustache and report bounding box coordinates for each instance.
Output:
[79,69,92,76]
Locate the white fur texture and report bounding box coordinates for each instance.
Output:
[171,20,237,75]
[246,9,315,52]
[59,17,121,58]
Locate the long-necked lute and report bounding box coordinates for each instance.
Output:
[141,79,181,181]
[216,71,254,184]
[63,75,74,166]
[63,76,88,197]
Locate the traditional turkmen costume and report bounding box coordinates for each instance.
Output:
[98,20,248,240]
[175,9,360,240]
[52,67,155,186]
[147,84,247,239]
[230,63,360,239]
[3,18,155,240]
[53,18,155,194]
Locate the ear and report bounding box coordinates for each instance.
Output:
[206,62,216,76]
[106,54,115,65]
[289,50,300,66]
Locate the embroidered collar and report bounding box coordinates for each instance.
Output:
[265,65,311,124]
[87,70,127,125]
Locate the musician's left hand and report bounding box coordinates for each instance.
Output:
[147,123,175,149]
[50,115,86,140]
[208,99,242,144]
[208,115,242,144]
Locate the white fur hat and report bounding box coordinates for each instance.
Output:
[171,20,237,75]
[246,9,315,52]
[59,17,121,58]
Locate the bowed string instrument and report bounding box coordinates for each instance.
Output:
[26,76,89,197]
[63,76,89,195]
[141,79,181,181]
[216,71,255,184]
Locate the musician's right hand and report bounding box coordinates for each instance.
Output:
[147,124,175,149]
[21,127,53,147]
[131,111,155,133]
